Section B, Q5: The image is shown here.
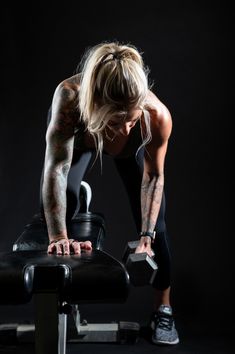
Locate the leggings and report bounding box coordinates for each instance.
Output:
[39,112,171,291]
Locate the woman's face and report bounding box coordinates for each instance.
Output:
[107,108,143,136]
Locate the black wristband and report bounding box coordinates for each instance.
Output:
[139,231,156,240]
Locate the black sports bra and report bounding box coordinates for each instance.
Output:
[74,119,143,159]
[47,105,144,159]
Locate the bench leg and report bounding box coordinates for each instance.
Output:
[59,312,67,354]
[34,293,67,354]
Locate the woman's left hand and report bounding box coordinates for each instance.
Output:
[135,236,154,257]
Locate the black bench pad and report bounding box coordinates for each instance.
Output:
[0,250,129,305]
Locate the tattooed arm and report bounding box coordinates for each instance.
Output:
[42,82,92,255]
[136,97,172,256]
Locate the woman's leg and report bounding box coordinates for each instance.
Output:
[114,148,172,309]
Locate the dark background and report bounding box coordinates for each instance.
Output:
[0,0,234,343]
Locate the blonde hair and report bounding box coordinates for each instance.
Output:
[78,41,152,161]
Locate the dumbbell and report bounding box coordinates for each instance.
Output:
[122,240,158,286]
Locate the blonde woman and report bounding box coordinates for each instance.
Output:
[41,41,179,345]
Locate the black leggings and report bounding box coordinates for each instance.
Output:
[39,110,171,290]
[114,151,171,291]
[40,146,171,291]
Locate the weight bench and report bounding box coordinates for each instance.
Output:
[0,182,139,354]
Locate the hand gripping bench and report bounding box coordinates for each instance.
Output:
[0,182,139,354]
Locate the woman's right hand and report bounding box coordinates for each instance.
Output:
[47,238,92,255]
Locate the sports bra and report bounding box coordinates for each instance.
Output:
[47,105,145,159]
[73,117,143,159]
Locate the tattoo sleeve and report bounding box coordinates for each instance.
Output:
[42,85,77,240]
[43,161,71,240]
[141,172,164,232]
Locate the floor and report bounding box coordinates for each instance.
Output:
[0,319,232,354]
[0,292,233,354]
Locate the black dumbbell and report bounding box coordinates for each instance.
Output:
[122,240,158,286]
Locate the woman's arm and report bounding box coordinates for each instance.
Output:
[42,82,91,254]
[141,107,172,232]
[43,83,76,240]
[136,98,172,255]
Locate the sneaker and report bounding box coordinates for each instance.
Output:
[150,305,179,345]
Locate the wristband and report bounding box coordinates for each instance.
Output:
[139,230,156,240]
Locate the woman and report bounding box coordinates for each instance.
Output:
[41,41,179,345]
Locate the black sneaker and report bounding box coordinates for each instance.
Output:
[150,305,179,345]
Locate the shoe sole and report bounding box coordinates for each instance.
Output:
[152,335,179,345]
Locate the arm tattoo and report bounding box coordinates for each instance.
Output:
[43,165,69,238]
[141,172,164,232]
[42,87,77,239]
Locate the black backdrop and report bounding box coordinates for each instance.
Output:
[0,0,234,332]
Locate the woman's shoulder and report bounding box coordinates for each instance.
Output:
[61,73,81,89]
[144,90,172,141]
[145,90,171,119]
[53,73,81,103]
[47,74,82,131]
